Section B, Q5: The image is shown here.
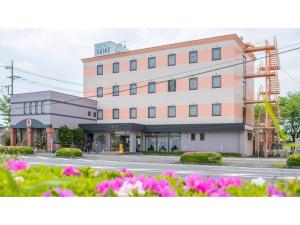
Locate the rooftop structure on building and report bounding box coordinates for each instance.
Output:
[94,41,129,56]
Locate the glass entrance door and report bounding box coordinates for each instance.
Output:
[110,131,130,152]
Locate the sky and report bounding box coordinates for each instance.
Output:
[0,28,300,124]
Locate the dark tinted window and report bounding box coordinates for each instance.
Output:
[113,62,119,73]
[148,57,156,68]
[168,54,176,66]
[130,83,137,95]
[148,107,156,118]
[130,60,137,71]
[113,109,119,119]
[212,103,221,116]
[189,51,198,63]
[168,79,176,92]
[97,65,103,75]
[148,82,156,93]
[168,106,176,117]
[189,78,198,90]
[189,105,198,117]
[212,47,221,60]
[113,85,119,96]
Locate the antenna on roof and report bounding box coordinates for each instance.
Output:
[121,40,129,49]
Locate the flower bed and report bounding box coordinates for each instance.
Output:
[286,154,300,167]
[0,146,34,155]
[180,152,223,165]
[0,158,300,197]
[55,148,82,158]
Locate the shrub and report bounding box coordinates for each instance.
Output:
[180,152,222,165]
[56,148,82,158]
[0,145,5,154]
[58,125,74,147]
[220,152,242,157]
[286,154,300,167]
[72,128,85,149]
[1,146,34,155]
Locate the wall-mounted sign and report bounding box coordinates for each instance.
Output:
[26,119,32,128]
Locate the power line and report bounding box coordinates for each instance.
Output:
[281,67,300,87]
[9,44,300,111]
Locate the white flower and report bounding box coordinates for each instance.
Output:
[116,181,145,197]
[251,177,266,186]
[14,176,24,184]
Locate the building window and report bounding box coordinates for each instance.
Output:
[242,55,247,75]
[130,59,137,71]
[148,82,156,93]
[248,132,253,141]
[113,108,119,119]
[243,107,246,124]
[113,85,119,96]
[243,81,246,101]
[212,103,221,116]
[130,107,137,119]
[189,104,198,117]
[189,77,198,90]
[212,75,221,88]
[97,87,103,97]
[88,111,91,116]
[189,51,198,63]
[148,107,156,118]
[191,133,196,141]
[200,133,205,141]
[168,54,176,66]
[113,62,119,73]
[34,102,38,114]
[36,101,41,114]
[130,83,137,95]
[148,57,156,69]
[29,102,32,114]
[97,109,103,120]
[23,103,26,114]
[212,47,221,60]
[93,112,96,117]
[97,65,103,75]
[168,79,176,92]
[168,106,176,118]
[41,101,45,114]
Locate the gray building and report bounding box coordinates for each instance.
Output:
[10,91,97,150]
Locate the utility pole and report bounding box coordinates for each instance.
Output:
[4,60,21,96]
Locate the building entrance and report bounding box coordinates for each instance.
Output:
[110,131,130,152]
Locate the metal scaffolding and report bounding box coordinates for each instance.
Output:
[244,38,280,157]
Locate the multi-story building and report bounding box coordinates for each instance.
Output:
[80,34,255,156]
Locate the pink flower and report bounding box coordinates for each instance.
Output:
[163,170,177,178]
[184,174,202,190]
[120,168,134,178]
[268,185,285,197]
[96,181,111,195]
[3,159,30,172]
[157,188,177,197]
[62,166,80,176]
[42,187,74,197]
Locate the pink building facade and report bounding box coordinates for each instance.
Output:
[80,34,255,155]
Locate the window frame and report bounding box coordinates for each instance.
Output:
[191,133,196,141]
[97,109,103,120]
[189,104,198,117]
[200,133,205,141]
[212,103,221,116]
[212,75,221,88]
[130,83,137,95]
[212,47,221,61]
[97,87,103,97]
[168,79,176,92]
[168,54,176,66]
[148,57,156,69]
[148,107,156,118]
[112,62,120,73]
[113,108,119,119]
[130,59,137,71]
[189,77,198,90]
[148,82,156,93]
[112,85,119,96]
[189,51,198,63]
[97,64,103,75]
[168,106,176,118]
[130,107,137,119]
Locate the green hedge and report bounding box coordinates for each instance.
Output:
[220,152,242,157]
[0,146,34,155]
[286,154,300,167]
[180,152,222,165]
[56,148,82,158]
[0,146,4,154]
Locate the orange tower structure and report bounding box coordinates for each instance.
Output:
[244,38,280,157]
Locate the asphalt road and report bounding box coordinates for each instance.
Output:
[18,153,300,181]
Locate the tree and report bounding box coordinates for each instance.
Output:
[0,95,11,127]
[58,125,74,147]
[72,128,85,149]
[254,104,265,121]
[279,92,300,145]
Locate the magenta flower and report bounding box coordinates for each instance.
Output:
[268,185,285,197]
[96,181,111,195]
[62,166,80,176]
[120,168,134,178]
[3,159,30,172]
[42,187,74,197]
[163,170,177,178]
